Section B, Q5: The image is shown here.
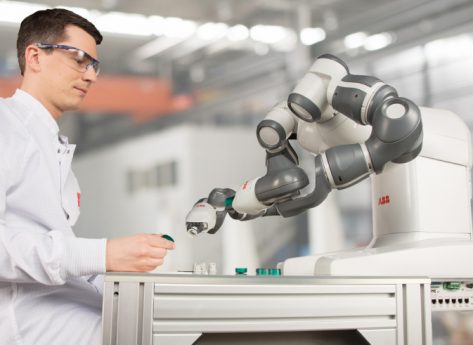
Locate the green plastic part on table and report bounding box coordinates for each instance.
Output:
[162,234,175,242]
[270,268,281,276]
[235,267,248,275]
[256,268,269,276]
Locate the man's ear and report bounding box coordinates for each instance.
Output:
[24,45,42,73]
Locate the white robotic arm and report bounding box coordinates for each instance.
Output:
[186,54,423,235]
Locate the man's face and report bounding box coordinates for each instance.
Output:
[38,25,98,116]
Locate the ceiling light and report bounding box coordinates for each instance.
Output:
[227,24,249,42]
[425,34,473,62]
[250,25,288,44]
[364,32,394,51]
[272,30,297,52]
[148,16,165,36]
[300,27,326,45]
[197,22,228,41]
[162,17,196,38]
[0,1,46,24]
[134,37,184,59]
[96,12,152,36]
[344,31,368,49]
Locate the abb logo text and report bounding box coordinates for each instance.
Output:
[378,195,390,205]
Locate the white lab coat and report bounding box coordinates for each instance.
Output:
[0,90,107,345]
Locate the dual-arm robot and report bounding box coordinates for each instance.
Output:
[186,54,473,278]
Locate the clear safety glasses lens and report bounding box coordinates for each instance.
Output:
[36,43,100,75]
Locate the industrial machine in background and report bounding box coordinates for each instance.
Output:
[185,54,472,279]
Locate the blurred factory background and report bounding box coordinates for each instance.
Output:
[1,0,473,270]
[1,0,473,283]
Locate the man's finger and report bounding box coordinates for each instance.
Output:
[148,234,175,249]
[148,247,167,259]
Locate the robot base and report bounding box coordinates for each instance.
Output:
[281,238,473,279]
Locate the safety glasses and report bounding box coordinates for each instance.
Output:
[36,43,100,75]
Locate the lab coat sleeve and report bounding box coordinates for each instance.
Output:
[61,236,107,281]
[0,155,107,286]
[88,274,105,295]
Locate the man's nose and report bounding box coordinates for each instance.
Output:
[83,66,98,83]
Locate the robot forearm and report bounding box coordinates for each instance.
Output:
[274,155,331,217]
[229,143,372,219]
[185,187,279,236]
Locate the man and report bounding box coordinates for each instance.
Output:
[0,8,175,345]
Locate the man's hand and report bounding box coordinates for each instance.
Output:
[106,233,175,272]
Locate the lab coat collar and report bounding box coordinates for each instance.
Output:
[59,134,69,145]
[13,89,60,136]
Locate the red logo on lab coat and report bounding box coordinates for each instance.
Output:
[378,195,390,205]
[77,192,81,208]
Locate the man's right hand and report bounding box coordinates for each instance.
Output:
[106,233,175,272]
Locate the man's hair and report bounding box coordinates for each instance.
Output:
[17,8,103,75]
